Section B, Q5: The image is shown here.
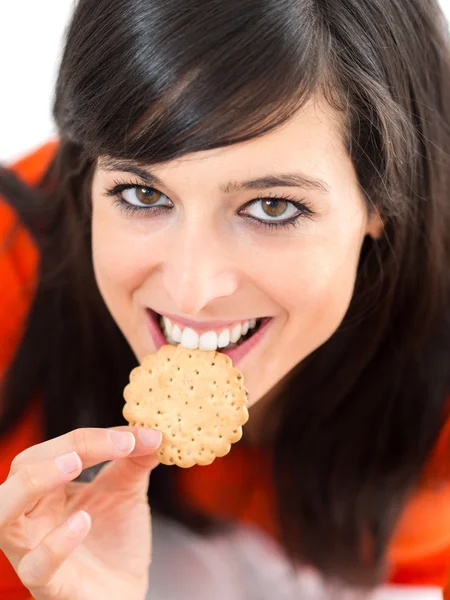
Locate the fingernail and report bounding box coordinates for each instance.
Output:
[55,451,82,474]
[109,430,135,452]
[138,428,162,448]
[67,510,89,533]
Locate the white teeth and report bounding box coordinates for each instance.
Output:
[181,327,199,349]
[230,324,242,343]
[217,328,230,348]
[172,324,182,343]
[159,316,260,350]
[199,331,218,351]
[163,316,173,336]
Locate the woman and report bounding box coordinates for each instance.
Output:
[1,0,450,598]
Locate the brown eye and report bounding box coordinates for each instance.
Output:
[135,187,163,205]
[261,198,288,217]
[120,186,172,209]
[241,197,304,224]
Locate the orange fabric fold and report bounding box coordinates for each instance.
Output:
[0,142,55,599]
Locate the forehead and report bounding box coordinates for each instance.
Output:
[97,96,349,186]
[180,96,344,159]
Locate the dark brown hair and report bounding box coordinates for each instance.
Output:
[1,0,450,591]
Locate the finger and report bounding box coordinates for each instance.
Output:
[0,453,83,528]
[94,429,162,493]
[17,510,91,590]
[125,426,163,456]
[8,427,142,476]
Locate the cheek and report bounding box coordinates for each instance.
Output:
[296,246,359,343]
[91,204,162,320]
[263,219,365,345]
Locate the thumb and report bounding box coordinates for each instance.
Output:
[94,429,162,493]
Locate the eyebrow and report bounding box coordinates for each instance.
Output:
[98,157,331,194]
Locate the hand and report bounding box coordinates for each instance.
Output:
[0,426,162,600]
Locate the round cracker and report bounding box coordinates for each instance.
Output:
[123,344,249,467]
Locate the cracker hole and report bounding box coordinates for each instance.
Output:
[178,417,182,422]
[211,362,215,366]
[157,410,162,415]
[233,429,237,433]
[155,423,158,427]
[237,374,242,380]
[185,401,189,405]
[190,386,194,391]
[167,394,171,399]
[199,406,203,410]
[177,367,181,371]
[213,380,217,385]
[195,369,200,375]
[197,427,202,431]
[169,457,174,463]
[149,388,152,393]
[170,378,173,382]
[219,435,223,438]
[231,402,235,407]
[148,370,152,374]
[167,358,171,362]
[211,394,214,399]
[191,438,195,442]
[136,402,140,406]
[188,354,192,358]
[227,380,230,384]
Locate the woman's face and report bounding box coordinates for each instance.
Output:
[91,96,383,411]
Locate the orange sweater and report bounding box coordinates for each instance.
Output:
[2,141,450,598]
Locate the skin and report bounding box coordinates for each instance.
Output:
[0,96,385,598]
[0,426,163,600]
[91,95,383,440]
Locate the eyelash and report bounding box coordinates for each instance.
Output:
[102,178,315,230]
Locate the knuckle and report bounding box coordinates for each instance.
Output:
[70,428,91,457]
[18,542,59,588]
[9,451,27,477]
[20,465,42,496]
[39,538,61,566]
[17,556,43,588]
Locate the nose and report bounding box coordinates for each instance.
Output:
[161,219,239,315]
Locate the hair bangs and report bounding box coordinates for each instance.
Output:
[55,0,337,165]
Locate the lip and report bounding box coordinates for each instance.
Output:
[222,316,272,363]
[155,310,257,334]
[146,309,272,365]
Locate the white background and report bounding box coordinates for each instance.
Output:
[0,0,450,164]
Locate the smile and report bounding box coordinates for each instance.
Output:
[146,310,272,363]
